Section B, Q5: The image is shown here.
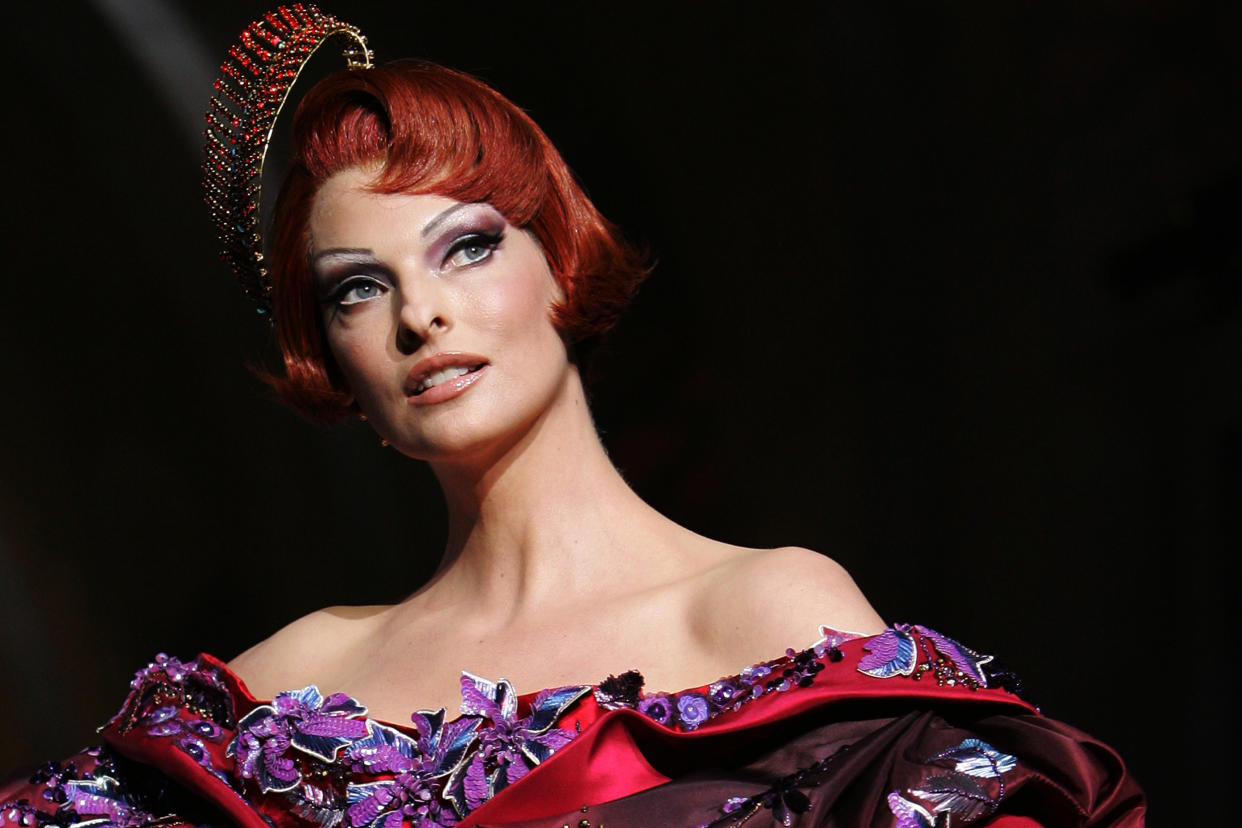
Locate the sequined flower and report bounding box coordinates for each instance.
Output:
[129,653,191,690]
[675,693,711,730]
[452,674,589,812]
[186,718,224,742]
[178,737,211,767]
[108,654,232,734]
[345,715,479,828]
[227,686,369,793]
[636,693,674,726]
[140,705,181,737]
[140,708,221,744]
[740,662,772,681]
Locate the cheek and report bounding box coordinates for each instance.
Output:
[477,255,564,340]
[479,279,554,332]
[327,327,390,394]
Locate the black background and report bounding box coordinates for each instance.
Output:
[2,3,1239,823]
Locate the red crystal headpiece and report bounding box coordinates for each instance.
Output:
[203,5,372,314]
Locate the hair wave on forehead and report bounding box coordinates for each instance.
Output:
[267,60,648,423]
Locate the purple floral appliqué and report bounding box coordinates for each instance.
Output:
[129,653,192,689]
[675,694,710,730]
[3,754,157,828]
[636,694,674,725]
[451,674,589,813]
[140,705,182,737]
[857,626,919,679]
[630,635,842,731]
[227,686,369,794]
[107,653,233,736]
[860,624,994,690]
[344,713,479,828]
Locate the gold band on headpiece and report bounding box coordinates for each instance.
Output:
[203,5,372,314]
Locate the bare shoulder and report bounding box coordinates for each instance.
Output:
[228,605,388,698]
[691,546,886,667]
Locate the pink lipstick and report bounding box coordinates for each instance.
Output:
[404,352,488,406]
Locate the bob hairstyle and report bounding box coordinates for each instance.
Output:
[267,60,648,423]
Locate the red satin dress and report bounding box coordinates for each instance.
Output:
[0,624,1144,827]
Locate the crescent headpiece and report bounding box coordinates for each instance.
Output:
[202,4,372,314]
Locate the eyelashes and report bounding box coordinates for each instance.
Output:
[316,228,506,311]
[325,276,387,307]
[442,230,504,269]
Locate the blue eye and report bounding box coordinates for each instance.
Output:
[444,232,503,268]
[332,277,386,306]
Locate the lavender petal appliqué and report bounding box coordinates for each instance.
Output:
[227,686,369,794]
[451,674,589,813]
[675,694,710,730]
[345,711,480,827]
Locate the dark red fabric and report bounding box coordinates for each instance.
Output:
[458,693,1142,827]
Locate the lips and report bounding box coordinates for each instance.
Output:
[413,365,479,394]
[404,352,489,402]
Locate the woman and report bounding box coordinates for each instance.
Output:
[2,6,1142,827]
[232,55,886,729]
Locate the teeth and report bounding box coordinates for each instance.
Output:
[420,365,471,391]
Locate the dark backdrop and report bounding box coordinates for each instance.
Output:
[3,3,1238,824]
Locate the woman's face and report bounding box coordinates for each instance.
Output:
[308,166,572,462]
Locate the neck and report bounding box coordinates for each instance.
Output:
[417,369,672,619]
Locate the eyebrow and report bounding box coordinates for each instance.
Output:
[420,202,484,238]
[309,247,379,270]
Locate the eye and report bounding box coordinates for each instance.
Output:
[330,276,387,307]
[443,231,503,269]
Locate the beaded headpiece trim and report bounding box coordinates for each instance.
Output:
[202,5,372,313]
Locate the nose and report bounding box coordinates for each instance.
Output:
[395,280,450,355]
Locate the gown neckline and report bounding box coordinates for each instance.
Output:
[197,624,872,730]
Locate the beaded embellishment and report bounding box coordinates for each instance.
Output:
[858,623,993,689]
[7,625,1025,828]
[596,626,858,731]
[202,5,372,312]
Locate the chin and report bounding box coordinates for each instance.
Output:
[382,410,536,467]
[372,362,579,465]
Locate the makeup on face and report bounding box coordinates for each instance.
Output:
[419,203,509,271]
[306,176,571,458]
[310,202,510,314]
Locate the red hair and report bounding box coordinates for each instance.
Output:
[266,60,648,423]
